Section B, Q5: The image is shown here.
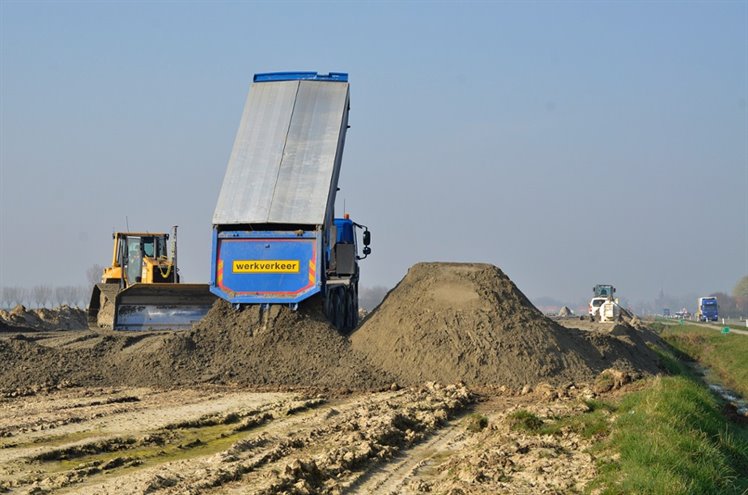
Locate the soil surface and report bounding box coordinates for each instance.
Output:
[351,262,663,387]
[0,381,620,494]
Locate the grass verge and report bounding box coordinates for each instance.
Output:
[592,373,748,494]
[590,341,748,494]
[508,343,748,494]
[659,323,748,397]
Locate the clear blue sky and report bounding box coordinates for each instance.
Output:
[1,0,746,305]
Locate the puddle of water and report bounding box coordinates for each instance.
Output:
[707,384,748,416]
[690,363,748,417]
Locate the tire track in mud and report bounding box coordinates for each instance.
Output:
[392,393,601,494]
[210,383,474,495]
[42,396,327,494]
[13,383,474,495]
[0,387,286,449]
[340,395,530,494]
[340,415,469,494]
[0,388,303,493]
[1,384,604,494]
[77,392,410,494]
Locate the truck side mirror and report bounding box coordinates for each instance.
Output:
[363,230,371,246]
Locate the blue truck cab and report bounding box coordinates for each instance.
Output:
[697,297,719,322]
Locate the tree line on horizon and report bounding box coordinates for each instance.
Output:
[0,285,90,310]
[708,274,748,318]
[0,264,105,310]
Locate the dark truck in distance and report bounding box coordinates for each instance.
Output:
[697,296,719,322]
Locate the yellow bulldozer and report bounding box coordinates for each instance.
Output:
[87,227,215,330]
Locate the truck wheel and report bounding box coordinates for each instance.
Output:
[337,288,348,332]
[344,286,356,332]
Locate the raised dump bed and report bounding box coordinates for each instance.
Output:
[212,72,350,226]
[210,72,367,331]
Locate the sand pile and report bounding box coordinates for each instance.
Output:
[351,263,662,387]
[0,305,86,332]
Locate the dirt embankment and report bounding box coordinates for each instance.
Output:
[0,305,86,332]
[351,262,663,387]
[0,299,393,393]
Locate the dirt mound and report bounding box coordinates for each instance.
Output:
[351,262,662,387]
[149,299,392,389]
[558,306,573,317]
[0,305,86,331]
[0,299,392,392]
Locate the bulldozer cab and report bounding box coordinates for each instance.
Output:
[90,229,216,330]
[112,233,169,286]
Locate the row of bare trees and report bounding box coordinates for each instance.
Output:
[0,264,106,310]
[0,286,91,310]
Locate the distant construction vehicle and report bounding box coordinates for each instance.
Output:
[87,227,216,330]
[593,284,616,298]
[696,296,719,322]
[589,284,619,320]
[210,72,371,332]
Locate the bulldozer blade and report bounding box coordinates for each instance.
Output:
[114,284,216,330]
[88,283,122,330]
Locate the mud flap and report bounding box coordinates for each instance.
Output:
[114,284,217,330]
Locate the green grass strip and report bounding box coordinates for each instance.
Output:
[593,372,748,494]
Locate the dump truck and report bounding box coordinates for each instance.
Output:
[210,71,371,332]
[88,227,216,330]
